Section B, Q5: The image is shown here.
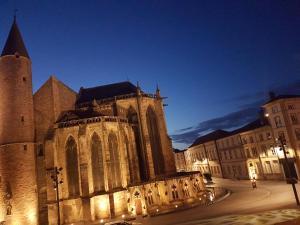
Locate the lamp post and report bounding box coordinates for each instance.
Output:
[50,167,63,225]
[277,136,300,206]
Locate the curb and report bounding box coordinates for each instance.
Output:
[213,189,231,204]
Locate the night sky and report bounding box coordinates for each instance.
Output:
[0,0,299,149]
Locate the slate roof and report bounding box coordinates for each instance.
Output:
[1,18,29,58]
[77,81,138,104]
[57,109,104,123]
[230,119,268,135]
[190,130,230,147]
[263,95,300,105]
[173,148,186,153]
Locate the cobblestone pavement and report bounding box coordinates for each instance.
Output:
[174,208,300,225]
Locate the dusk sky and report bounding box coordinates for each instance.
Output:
[0,0,299,149]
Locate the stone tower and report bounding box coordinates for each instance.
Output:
[0,18,38,224]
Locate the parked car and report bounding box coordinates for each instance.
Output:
[104,221,132,225]
[104,219,143,225]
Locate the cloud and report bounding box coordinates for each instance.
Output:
[171,79,300,146]
[171,107,259,145]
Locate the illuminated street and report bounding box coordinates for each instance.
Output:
[134,178,300,225]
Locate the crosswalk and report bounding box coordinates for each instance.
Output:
[173,209,300,225]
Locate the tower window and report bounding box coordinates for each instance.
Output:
[38,144,44,156]
[21,116,24,122]
[22,77,26,82]
[23,145,27,151]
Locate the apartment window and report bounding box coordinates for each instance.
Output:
[273,160,281,173]
[278,131,286,140]
[295,129,300,141]
[171,185,179,200]
[266,132,272,140]
[229,150,233,159]
[233,149,238,159]
[232,166,237,176]
[288,104,295,110]
[290,114,298,124]
[224,151,228,160]
[265,161,272,174]
[259,134,264,142]
[246,148,251,158]
[238,165,242,175]
[242,138,247,144]
[272,106,279,113]
[271,145,277,155]
[261,144,267,156]
[227,165,231,174]
[274,116,283,128]
[249,136,254,143]
[38,144,44,157]
[251,147,258,157]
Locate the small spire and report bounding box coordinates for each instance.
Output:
[136,81,141,95]
[14,8,18,22]
[156,83,160,92]
[156,83,161,98]
[1,14,30,58]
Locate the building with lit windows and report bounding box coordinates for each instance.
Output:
[185,118,287,181]
[185,130,228,178]
[0,19,204,225]
[262,94,300,181]
[173,149,187,172]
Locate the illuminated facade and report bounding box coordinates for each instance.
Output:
[185,118,288,180]
[173,149,187,172]
[0,19,205,225]
[184,130,228,178]
[262,94,300,181]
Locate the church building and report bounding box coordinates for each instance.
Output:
[0,18,204,225]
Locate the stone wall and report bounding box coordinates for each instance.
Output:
[0,55,34,144]
[0,143,38,225]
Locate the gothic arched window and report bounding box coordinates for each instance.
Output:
[146,106,165,175]
[108,132,121,189]
[127,106,138,123]
[124,134,133,183]
[91,133,105,192]
[66,136,80,197]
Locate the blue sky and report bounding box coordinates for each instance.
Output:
[0,0,299,149]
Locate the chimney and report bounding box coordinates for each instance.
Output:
[269,91,276,100]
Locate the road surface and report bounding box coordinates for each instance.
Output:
[135,178,300,225]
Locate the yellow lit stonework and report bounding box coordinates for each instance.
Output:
[0,18,205,225]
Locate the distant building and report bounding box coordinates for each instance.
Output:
[239,120,283,180]
[216,129,247,179]
[185,130,228,178]
[186,116,290,180]
[173,148,187,172]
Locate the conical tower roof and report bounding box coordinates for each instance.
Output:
[1,17,29,58]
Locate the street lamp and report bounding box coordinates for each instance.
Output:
[50,167,63,225]
[276,136,300,206]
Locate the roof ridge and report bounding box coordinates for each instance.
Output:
[81,81,135,91]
